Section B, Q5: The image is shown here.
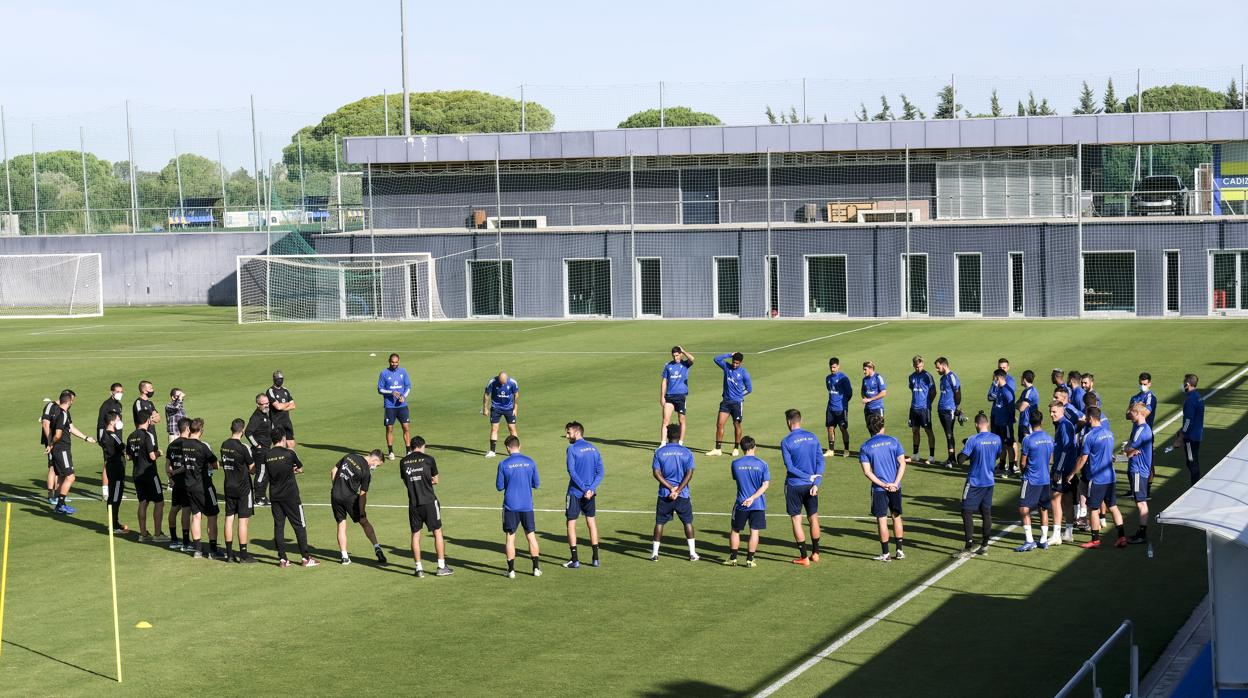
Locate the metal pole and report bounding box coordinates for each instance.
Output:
[399,0,411,137]
[801,78,807,122]
[125,101,138,233]
[494,151,503,318]
[520,84,526,132]
[1242,64,1246,111]
[1077,142,1084,318]
[260,133,268,232]
[765,150,772,317]
[79,127,91,234]
[31,126,38,235]
[366,159,376,255]
[1136,68,1142,112]
[173,131,185,224]
[659,81,665,127]
[383,89,389,137]
[216,131,228,220]
[629,153,636,319]
[333,134,342,229]
[950,74,957,119]
[1,106,11,216]
[250,95,262,233]
[297,131,306,222]
[904,146,911,317]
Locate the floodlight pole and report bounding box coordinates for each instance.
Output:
[31,126,38,235]
[79,127,91,234]
[216,131,228,222]
[125,101,138,233]
[297,131,306,221]
[400,0,411,137]
[904,146,911,318]
[1,106,11,217]
[765,150,772,317]
[950,74,957,119]
[383,89,389,137]
[1077,142,1084,318]
[659,82,665,127]
[250,94,263,234]
[173,131,185,222]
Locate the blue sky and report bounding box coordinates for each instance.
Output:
[1,0,1243,169]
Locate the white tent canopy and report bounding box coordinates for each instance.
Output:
[1160,433,1248,547]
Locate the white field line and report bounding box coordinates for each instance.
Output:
[752,360,1248,698]
[27,324,108,336]
[520,322,576,332]
[27,325,573,336]
[756,322,889,354]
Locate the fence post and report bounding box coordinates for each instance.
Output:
[366,158,375,256]
[333,134,341,230]
[802,78,807,122]
[1,106,12,221]
[765,150,772,317]
[951,74,957,119]
[629,153,636,319]
[1077,142,1084,318]
[297,131,306,223]
[904,146,911,318]
[79,127,91,234]
[400,0,411,137]
[31,126,38,235]
[1136,68,1142,111]
[494,151,504,319]
[125,101,138,233]
[659,81,665,128]
[250,95,263,235]
[383,89,389,137]
[520,84,526,132]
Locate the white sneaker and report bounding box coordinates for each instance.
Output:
[387,451,396,461]
[705,448,723,456]
[911,452,921,462]
[1049,537,1062,547]
[823,449,835,457]
[506,570,516,579]
[731,448,741,456]
[484,450,496,458]
[873,553,892,562]
[1063,527,1074,542]
[688,553,700,562]
[894,550,905,560]
[532,568,543,577]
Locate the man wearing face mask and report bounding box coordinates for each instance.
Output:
[267,371,297,448]
[1127,372,1157,428]
[132,380,160,445]
[97,383,126,443]
[1172,374,1205,484]
[101,409,130,534]
[246,394,274,505]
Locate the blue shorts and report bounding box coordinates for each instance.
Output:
[664,394,687,415]
[1019,481,1052,511]
[785,484,818,517]
[502,508,535,534]
[731,506,767,532]
[1128,472,1151,503]
[871,489,903,518]
[384,405,410,426]
[565,493,597,520]
[1087,482,1117,509]
[864,407,884,424]
[719,400,743,423]
[825,408,848,428]
[961,484,994,511]
[490,407,517,425]
[908,407,932,429]
[990,420,1015,445]
[656,496,694,525]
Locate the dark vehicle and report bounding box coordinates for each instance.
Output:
[1130,175,1188,216]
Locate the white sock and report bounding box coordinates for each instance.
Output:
[1077,504,1087,518]
[687,538,697,555]
[437,558,445,569]
[415,560,423,570]
[1023,524,1034,543]
[1052,523,1061,539]
[340,549,349,558]
[1039,527,1048,543]
[651,540,660,557]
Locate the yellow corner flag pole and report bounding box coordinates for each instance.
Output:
[105,497,122,682]
[0,502,10,660]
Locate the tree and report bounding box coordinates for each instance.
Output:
[789,106,800,124]
[1073,81,1101,114]
[934,84,961,119]
[1124,84,1226,113]
[856,103,869,122]
[1025,91,1039,116]
[1103,78,1121,114]
[1017,100,1026,117]
[1227,80,1244,110]
[899,94,924,120]
[872,95,893,121]
[765,106,778,124]
[990,89,1002,117]
[617,106,721,128]
[1037,98,1056,116]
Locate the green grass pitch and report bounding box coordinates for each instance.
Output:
[0,309,1244,697]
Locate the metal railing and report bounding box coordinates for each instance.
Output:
[1054,620,1140,698]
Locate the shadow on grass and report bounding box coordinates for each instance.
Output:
[1,639,116,682]
[640,679,742,697]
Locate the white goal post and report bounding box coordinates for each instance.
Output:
[236,253,446,323]
[0,253,104,318]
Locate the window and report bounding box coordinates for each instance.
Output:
[637,257,662,317]
[714,256,740,316]
[468,260,514,317]
[902,254,928,315]
[681,170,719,224]
[1210,251,1248,313]
[1164,250,1179,315]
[1082,252,1136,314]
[565,259,612,317]
[806,255,848,316]
[956,253,982,315]
[1009,252,1024,316]
[766,255,779,316]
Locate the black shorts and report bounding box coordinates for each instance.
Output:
[502,508,535,534]
[170,482,190,507]
[990,421,1015,445]
[272,420,295,440]
[134,471,164,503]
[187,486,220,517]
[785,484,818,517]
[864,407,884,425]
[871,489,903,518]
[1051,473,1077,495]
[664,394,687,415]
[908,407,932,429]
[384,406,411,426]
[224,491,253,518]
[490,407,517,425]
[825,408,848,429]
[655,496,693,525]
[1017,421,1034,439]
[409,500,443,532]
[50,446,74,477]
[731,506,767,532]
[938,410,956,433]
[332,496,364,524]
[719,400,743,423]
[565,493,597,520]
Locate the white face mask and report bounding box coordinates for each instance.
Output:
[1139,384,1150,392]
[114,392,124,402]
[113,419,123,430]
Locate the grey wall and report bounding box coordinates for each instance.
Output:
[0,231,271,306]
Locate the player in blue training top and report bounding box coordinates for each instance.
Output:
[1016,370,1040,441]
[907,355,937,464]
[563,421,604,568]
[1066,370,1086,412]
[934,357,964,468]
[1069,406,1126,549]
[824,357,854,457]
[377,353,412,460]
[726,436,769,567]
[650,424,698,562]
[659,346,695,446]
[1124,401,1154,545]
[987,368,1017,475]
[859,412,908,562]
[1126,372,1157,428]
[1172,373,1205,484]
[495,435,541,578]
[1048,399,1080,545]
[781,409,825,566]
[956,411,1002,557]
[1015,410,1053,552]
[861,360,887,426]
[708,352,752,457]
[482,371,520,459]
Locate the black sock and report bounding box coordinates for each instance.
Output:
[569,545,578,562]
[531,555,540,570]
[715,440,722,450]
[734,442,741,451]
[507,557,515,572]
[896,537,904,551]
[811,537,820,554]
[1092,530,1101,542]
[57,494,66,506]
[797,541,807,558]
[170,524,178,539]
[1116,525,1125,539]
[912,441,920,454]
[962,510,975,547]
[880,541,890,555]
[729,548,738,560]
[980,509,993,546]
[240,543,247,553]
[490,439,497,452]
[195,540,204,553]
[1139,525,1148,538]
[226,541,234,553]
[209,540,218,553]
[591,544,599,561]
[746,551,755,561]
[828,440,835,451]
[929,446,935,458]
[388,446,394,454]
[183,532,191,546]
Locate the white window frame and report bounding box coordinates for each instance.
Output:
[465,258,515,319]
[1163,249,1180,316]
[712,255,741,318]
[1208,250,1248,316]
[635,256,663,319]
[1081,250,1138,317]
[1008,251,1024,317]
[900,253,929,317]
[803,254,849,318]
[563,258,613,319]
[954,252,984,317]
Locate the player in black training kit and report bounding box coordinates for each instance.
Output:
[330,449,386,565]
[131,380,159,437]
[96,383,125,442]
[182,418,224,559]
[400,437,453,577]
[245,393,274,505]
[43,389,95,515]
[126,409,166,541]
[100,409,130,534]
[266,371,297,447]
[265,433,317,568]
[166,418,192,550]
[220,419,258,563]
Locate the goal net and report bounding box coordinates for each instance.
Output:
[0,253,104,318]
[236,253,446,323]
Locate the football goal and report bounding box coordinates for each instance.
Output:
[0,253,104,318]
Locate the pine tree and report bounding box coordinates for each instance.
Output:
[899,94,924,120]
[872,95,893,121]
[1038,98,1056,116]
[1103,78,1121,114]
[765,106,778,124]
[990,89,1002,117]
[1227,79,1244,110]
[934,84,961,119]
[856,103,869,122]
[1017,100,1026,116]
[1073,81,1101,114]
[1026,91,1039,116]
